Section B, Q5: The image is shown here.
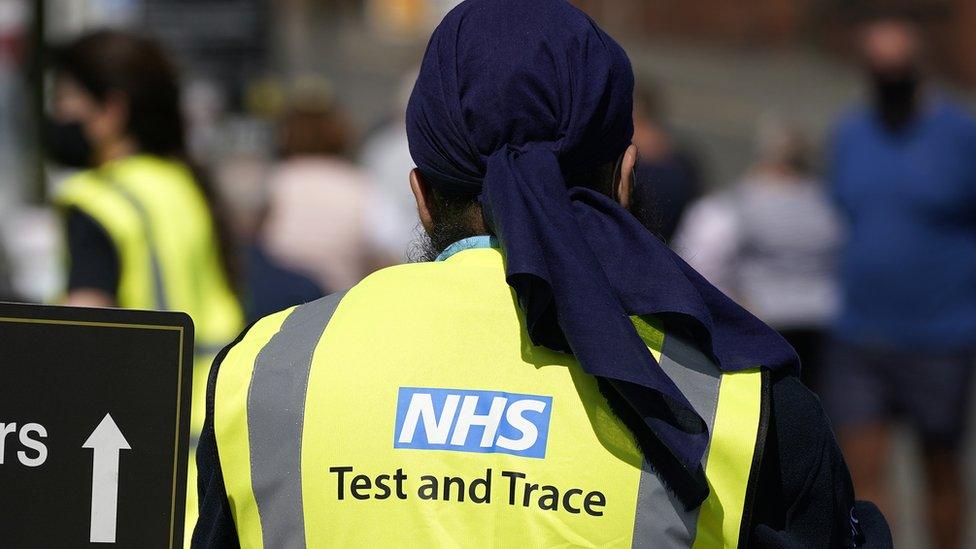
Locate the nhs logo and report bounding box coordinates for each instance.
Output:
[394,387,553,459]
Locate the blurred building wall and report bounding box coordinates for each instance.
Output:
[585,0,812,45]
[575,0,976,87]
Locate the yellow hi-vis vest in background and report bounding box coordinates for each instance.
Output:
[55,154,244,543]
[214,245,769,548]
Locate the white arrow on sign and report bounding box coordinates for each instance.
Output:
[83,413,131,544]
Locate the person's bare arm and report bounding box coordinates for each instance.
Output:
[63,288,115,308]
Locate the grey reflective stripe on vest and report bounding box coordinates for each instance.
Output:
[102,177,169,311]
[247,292,347,548]
[632,329,722,548]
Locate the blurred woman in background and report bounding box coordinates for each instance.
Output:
[46,30,243,538]
[674,116,841,392]
[260,77,381,291]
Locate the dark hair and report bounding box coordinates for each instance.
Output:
[421,185,487,258]
[51,30,239,291]
[279,105,353,158]
[52,30,184,156]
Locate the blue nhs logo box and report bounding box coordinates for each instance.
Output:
[394,387,553,459]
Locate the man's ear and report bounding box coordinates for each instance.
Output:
[410,169,435,231]
[616,144,638,210]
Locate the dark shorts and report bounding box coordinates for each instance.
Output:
[822,339,976,449]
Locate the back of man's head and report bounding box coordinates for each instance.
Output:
[406,0,634,198]
[860,12,923,75]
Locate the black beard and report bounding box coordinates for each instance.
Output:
[407,217,483,263]
[872,70,920,132]
[407,231,440,263]
[626,171,667,243]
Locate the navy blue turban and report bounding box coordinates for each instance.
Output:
[407,0,798,508]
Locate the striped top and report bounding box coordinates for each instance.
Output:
[675,175,842,329]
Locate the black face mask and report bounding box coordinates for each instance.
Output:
[871,68,921,133]
[43,118,94,168]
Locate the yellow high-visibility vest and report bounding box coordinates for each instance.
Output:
[55,154,243,545]
[213,245,768,548]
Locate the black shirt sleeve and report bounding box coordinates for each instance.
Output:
[65,208,120,296]
[192,325,255,548]
[748,373,892,548]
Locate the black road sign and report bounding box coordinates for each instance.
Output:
[0,303,193,548]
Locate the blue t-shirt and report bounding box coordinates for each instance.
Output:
[831,99,976,350]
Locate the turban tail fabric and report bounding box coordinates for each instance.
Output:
[407,0,799,508]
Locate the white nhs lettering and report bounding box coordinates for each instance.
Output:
[450,395,507,447]
[397,393,460,445]
[498,398,547,451]
[394,388,552,458]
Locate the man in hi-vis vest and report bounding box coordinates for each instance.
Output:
[194,1,890,547]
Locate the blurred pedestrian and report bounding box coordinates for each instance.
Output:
[630,80,703,241]
[675,117,841,392]
[210,117,328,323]
[45,30,244,542]
[825,13,976,548]
[260,77,381,291]
[225,155,327,323]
